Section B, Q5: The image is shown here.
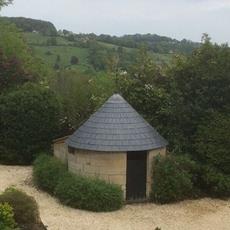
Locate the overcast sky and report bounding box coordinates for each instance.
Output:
[1,0,230,43]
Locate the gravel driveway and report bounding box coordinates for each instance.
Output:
[0,165,229,230]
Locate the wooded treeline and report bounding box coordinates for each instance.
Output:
[1,17,57,36]
[96,34,200,54]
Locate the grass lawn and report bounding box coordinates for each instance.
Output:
[31,45,89,70]
[24,32,74,46]
[24,32,173,70]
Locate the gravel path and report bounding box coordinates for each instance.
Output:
[0,165,229,230]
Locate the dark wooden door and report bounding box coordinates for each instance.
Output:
[126,151,147,200]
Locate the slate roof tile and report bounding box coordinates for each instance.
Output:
[66,94,168,152]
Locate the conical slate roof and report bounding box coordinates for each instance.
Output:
[66,94,168,152]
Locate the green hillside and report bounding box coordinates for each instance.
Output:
[23,32,89,71]
[32,46,89,70]
[24,32,73,46]
[1,17,57,36]
[1,17,200,72]
[24,31,174,71]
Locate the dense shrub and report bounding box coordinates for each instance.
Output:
[194,112,230,175]
[0,83,61,165]
[150,155,199,204]
[0,188,46,230]
[33,154,66,194]
[0,50,30,91]
[33,155,123,212]
[0,202,16,229]
[200,166,230,198]
[70,56,79,65]
[54,173,123,212]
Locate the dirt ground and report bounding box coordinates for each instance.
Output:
[0,165,229,230]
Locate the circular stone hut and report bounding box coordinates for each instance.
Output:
[53,94,168,200]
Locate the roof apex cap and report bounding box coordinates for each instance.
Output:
[108,94,124,103]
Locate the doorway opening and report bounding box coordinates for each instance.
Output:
[126,151,147,201]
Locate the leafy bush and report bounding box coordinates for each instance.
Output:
[54,172,123,212]
[0,222,14,230]
[200,166,230,198]
[33,154,66,194]
[0,83,61,165]
[70,56,79,65]
[33,155,123,212]
[0,188,46,230]
[150,155,199,204]
[0,202,16,229]
[0,50,30,91]
[194,112,230,175]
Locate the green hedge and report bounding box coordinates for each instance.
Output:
[33,155,123,212]
[200,165,230,198]
[0,187,46,230]
[194,112,230,175]
[0,202,16,230]
[54,172,123,212]
[150,155,199,204]
[33,154,66,194]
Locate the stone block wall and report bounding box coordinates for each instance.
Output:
[53,137,68,164]
[53,142,166,200]
[68,149,127,198]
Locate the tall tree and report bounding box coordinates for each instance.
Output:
[194,112,230,175]
[0,21,54,83]
[0,50,31,91]
[117,47,170,132]
[117,38,230,155]
[167,38,230,152]
[0,0,12,9]
[0,83,61,165]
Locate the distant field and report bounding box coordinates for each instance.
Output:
[24,32,173,70]
[97,41,134,52]
[24,32,90,70]
[24,32,74,46]
[31,45,89,69]
[98,40,173,63]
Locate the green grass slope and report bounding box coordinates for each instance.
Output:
[24,32,90,71]
[31,46,89,70]
[24,31,173,71]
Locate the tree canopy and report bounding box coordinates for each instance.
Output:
[0,0,12,8]
[0,84,61,164]
[0,20,54,83]
[1,17,57,36]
